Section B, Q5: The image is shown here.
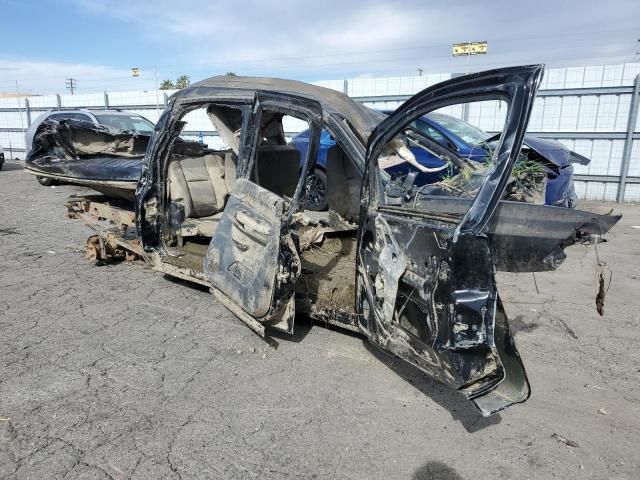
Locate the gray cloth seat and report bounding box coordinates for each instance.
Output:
[168,151,236,236]
[326,145,360,222]
[177,213,223,237]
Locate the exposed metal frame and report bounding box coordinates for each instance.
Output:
[617,74,640,202]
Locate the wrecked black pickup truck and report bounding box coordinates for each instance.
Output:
[62,65,620,416]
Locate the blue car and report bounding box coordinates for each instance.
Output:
[291,112,586,210]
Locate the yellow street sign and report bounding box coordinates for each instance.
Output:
[131,68,140,77]
[452,41,488,56]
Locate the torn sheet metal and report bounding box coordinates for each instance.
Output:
[24,118,211,199]
[28,118,150,160]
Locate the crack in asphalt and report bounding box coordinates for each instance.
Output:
[2,163,640,479]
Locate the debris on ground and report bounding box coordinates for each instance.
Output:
[551,433,580,448]
[584,383,607,390]
[598,408,609,415]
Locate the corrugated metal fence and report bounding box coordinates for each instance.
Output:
[2,62,639,202]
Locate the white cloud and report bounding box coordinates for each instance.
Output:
[68,0,640,81]
[0,59,156,94]
[7,0,640,94]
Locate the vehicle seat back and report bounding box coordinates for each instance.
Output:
[326,145,360,221]
[168,151,237,218]
[254,144,300,197]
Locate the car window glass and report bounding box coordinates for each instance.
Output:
[427,112,492,146]
[411,120,447,145]
[49,113,91,122]
[93,114,155,133]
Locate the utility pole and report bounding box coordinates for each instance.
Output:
[154,65,159,118]
[65,78,77,95]
[15,80,26,151]
[417,68,423,77]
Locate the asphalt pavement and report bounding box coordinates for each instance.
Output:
[1,159,639,479]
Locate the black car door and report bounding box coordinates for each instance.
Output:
[355,65,620,416]
[204,92,322,336]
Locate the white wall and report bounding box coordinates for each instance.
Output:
[2,62,639,201]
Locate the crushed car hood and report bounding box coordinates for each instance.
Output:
[24,118,149,189]
[522,135,590,167]
[24,118,207,200]
[28,118,151,160]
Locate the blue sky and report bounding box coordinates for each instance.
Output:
[1,0,639,94]
[1,1,152,66]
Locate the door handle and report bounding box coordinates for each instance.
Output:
[233,239,249,251]
[234,211,270,236]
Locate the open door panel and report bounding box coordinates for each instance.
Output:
[356,65,620,415]
[204,178,300,336]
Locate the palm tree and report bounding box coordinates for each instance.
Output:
[175,75,190,89]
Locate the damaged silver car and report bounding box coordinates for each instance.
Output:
[24,109,155,188]
[62,65,620,416]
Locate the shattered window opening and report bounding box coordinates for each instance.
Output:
[375,99,554,211]
[161,103,247,259]
[93,114,155,134]
[248,108,310,205]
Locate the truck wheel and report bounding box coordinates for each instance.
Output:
[304,168,328,211]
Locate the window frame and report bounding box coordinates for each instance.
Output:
[243,92,323,221]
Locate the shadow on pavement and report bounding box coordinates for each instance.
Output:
[1,160,26,172]
[364,341,501,433]
[413,461,464,480]
[163,273,210,292]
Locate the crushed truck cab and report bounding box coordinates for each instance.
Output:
[65,66,620,416]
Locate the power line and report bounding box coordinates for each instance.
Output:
[133,26,640,70]
[0,34,635,90]
[56,39,634,87]
[1,39,638,94]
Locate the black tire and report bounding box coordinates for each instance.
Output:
[37,176,57,186]
[304,168,328,211]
